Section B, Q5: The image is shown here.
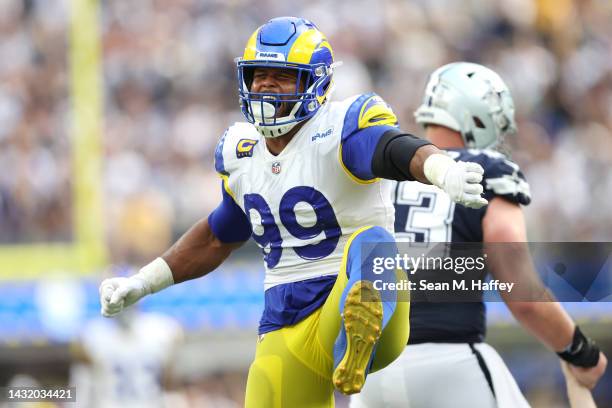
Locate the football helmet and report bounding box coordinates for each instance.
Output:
[236,17,338,138]
[414,62,516,150]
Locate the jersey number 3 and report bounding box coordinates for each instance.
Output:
[394,182,455,242]
[244,187,341,268]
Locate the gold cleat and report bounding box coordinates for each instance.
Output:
[333,280,383,395]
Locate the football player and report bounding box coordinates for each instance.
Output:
[351,62,607,408]
[72,310,183,408]
[99,18,489,407]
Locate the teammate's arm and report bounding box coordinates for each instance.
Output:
[483,197,607,389]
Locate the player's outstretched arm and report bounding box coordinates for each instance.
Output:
[418,145,488,209]
[340,96,487,208]
[483,197,607,390]
[100,217,243,317]
[367,131,488,209]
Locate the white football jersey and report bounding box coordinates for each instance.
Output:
[79,313,182,408]
[215,94,399,289]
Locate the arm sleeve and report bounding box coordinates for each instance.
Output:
[342,126,432,181]
[207,182,252,243]
[341,125,398,181]
[370,128,432,181]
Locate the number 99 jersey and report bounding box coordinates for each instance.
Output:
[211,93,399,290]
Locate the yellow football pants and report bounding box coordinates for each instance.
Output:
[244,227,410,407]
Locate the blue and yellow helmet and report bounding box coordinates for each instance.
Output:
[236,17,337,138]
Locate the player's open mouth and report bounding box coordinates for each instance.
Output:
[262,95,279,105]
[250,95,289,119]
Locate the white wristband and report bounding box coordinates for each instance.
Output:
[135,257,175,294]
[423,153,455,188]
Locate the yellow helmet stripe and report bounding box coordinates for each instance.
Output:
[288,29,328,64]
[243,28,260,60]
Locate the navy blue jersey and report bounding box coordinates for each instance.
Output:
[393,149,531,344]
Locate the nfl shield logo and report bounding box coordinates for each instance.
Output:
[271,161,281,174]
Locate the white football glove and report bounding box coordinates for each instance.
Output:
[99,257,174,317]
[424,153,488,209]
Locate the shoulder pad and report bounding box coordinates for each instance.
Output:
[214,123,261,175]
[454,149,531,205]
[341,93,399,142]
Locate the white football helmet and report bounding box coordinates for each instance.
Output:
[414,62,516,150]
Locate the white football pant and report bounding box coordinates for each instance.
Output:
[351,343,530,408]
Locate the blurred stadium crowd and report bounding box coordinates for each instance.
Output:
[0,0,611,406]
[1,0,611,259]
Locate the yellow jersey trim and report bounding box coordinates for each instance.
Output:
[218,173,237,200]
[337,143,380,185]
[357,95,398,130]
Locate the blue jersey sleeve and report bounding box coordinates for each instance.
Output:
[208,182,252,243]
[209,129,252,243]
[340,93,399,182]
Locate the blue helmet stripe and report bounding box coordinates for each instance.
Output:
[309,43,332,65]
[256,17,314,60]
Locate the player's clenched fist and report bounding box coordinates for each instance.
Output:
[424,153,488,209]
[99,257,175,317]
[100,277,150,317]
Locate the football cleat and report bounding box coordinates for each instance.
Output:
[333,280,383,395]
